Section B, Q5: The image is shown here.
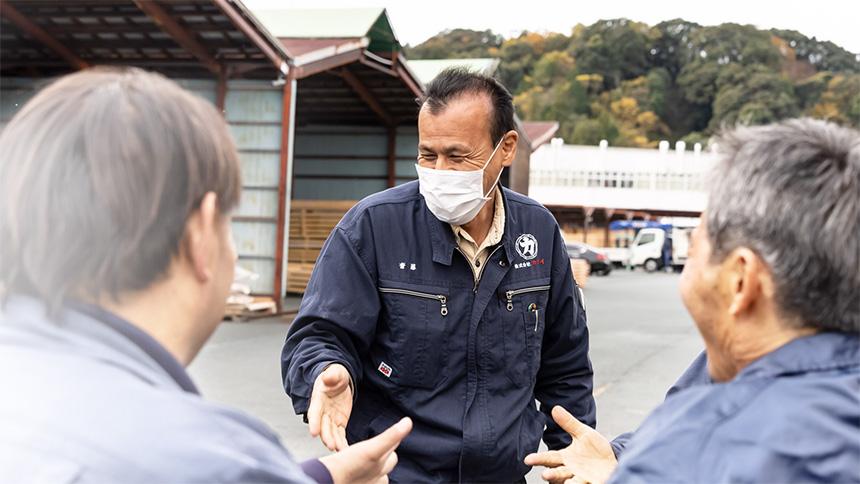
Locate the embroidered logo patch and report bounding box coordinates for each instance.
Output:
[515,234,538,260]
[378,361,393,378]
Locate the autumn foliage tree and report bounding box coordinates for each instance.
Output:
[405,20,859,147]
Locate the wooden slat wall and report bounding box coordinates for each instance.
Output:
[286,200,356,294]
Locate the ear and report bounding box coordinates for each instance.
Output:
[500,130,518,167]
[185,192,219,284]
[722,247,765,318]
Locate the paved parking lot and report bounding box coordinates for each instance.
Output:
[188,269,705,481]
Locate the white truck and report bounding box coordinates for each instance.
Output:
[628,221,698,272]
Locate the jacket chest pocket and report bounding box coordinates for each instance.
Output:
[499,284,550,388]
[377,286,449,389]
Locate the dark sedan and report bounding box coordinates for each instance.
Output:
[566,242,612,275]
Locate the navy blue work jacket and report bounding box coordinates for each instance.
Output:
[610,332,860,483]
[282,181,596,483]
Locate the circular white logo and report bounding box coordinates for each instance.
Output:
[515,234,538,260]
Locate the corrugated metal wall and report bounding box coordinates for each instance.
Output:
[0,77,41,131]
[0,76,285,296]
[222,80,284,295]
[2,76,426,297]
[293,125,419,199]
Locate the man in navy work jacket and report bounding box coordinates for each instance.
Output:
[282,68,596,483]
[526,118,860,484]
[0,67,412,483]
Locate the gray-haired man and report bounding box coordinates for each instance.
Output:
[526,118,860,484]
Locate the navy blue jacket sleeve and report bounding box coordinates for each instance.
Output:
[534,229,596,450]
[609,350,710,457]
[281,222,380,415]
[299,459,332,484]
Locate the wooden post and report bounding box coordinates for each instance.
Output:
[584,207,595,244]
[274,72,295,310]
[604,208,616,248]
[216,64,227,116]
[387,124,397,188]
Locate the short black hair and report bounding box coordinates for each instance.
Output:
[417,67,515,145]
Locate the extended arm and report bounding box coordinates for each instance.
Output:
[281,222,380,450]
[534,231,596,450]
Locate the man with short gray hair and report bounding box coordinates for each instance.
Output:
[525,118,860,483]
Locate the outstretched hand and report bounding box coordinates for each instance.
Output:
[320,417,412,484]
[308,364,353,451]
[524,406,617,484]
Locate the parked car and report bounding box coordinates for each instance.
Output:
[566,242,612,275]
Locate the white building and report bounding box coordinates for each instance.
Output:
[529,139,714,248]
[530,139,715,213]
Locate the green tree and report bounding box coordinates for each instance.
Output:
[645,68,671,116]
[710,64,799,129]
[769,29,860,74]
[404,28,502,59]
[811,74,860,127]
[567,18,655,89]
[650,19,702,77]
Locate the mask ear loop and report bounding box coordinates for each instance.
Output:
[483,135,507,198]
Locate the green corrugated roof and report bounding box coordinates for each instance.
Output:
[406,58,500,85]
[251,8,400,52]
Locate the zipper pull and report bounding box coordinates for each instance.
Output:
[534,310,539,331]
[439,295,448,316]
[505,291,514,311]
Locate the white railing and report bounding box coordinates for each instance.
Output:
[529,139,716,212]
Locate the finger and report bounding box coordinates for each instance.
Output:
[552,406,591,440]
[307,399,322,437]
[320,414,337,451]
[542,466,575,483]
[381,450,399,475]
[364,417,413,456]
[335,424,349,451]
[321,365,350,394]
[524,450,563,467]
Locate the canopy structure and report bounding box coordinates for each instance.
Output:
[0,0,288,80]
[610,220,673,231]
[254,7,421,127]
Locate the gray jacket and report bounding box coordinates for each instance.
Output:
[0,295,315,483]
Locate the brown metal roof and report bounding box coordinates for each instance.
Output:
[0,1,423,127]
[294,60,420,126]
[0,0,288,79]
[522,121,560,152]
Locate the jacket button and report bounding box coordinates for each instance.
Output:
[499,260,506,267]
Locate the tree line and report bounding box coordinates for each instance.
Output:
[405,19,860,148]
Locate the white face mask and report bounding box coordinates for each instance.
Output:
[416,137,505,226]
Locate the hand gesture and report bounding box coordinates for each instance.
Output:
[524,406,617,484]
[308,364,353,451]
[319,417,412,484]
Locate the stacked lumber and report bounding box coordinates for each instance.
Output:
[224,295,277,320]
[571,259,590,289]
[287,200,356,294]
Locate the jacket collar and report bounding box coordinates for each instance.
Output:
[70,301,199,394]
[2,294,199,395]
[426,183,517,266]
[735,331,859,382]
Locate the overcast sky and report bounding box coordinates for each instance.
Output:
[243,0,860,54]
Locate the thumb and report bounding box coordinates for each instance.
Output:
[321,365,349,390]
[552,406,591,439]
[364,417,413,457]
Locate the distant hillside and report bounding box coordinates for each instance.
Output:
[405,20,860,147]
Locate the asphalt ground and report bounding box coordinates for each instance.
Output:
[187,269,706,483]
